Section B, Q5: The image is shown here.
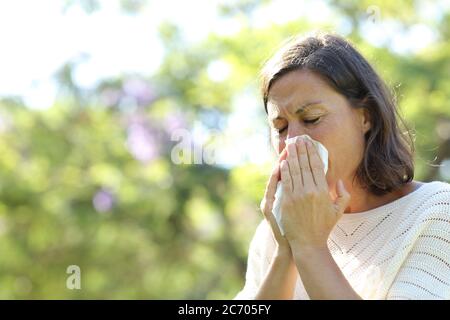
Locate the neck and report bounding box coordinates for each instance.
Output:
[330,179,398,214]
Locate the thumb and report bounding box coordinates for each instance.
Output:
[334,179,350,213]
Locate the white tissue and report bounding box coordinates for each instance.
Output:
[272,135,329,236]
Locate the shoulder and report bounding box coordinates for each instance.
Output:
[408,181,450,232]
[402,181,450,209]
[424,180,450,195]
[418,181,450,214]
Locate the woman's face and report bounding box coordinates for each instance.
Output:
[266,69,371,190]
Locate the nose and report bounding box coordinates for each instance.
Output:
[278,123,306,153]
[287,121,306,140]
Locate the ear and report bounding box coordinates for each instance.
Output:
[357,107,371,134]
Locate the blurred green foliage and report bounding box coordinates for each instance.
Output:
[0,0,449,299]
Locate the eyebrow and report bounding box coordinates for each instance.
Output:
[269,101,323,121]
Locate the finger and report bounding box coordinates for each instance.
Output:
[297,138,315,192]
[262,164,281,211]
[260,166,284,242]
[260,160,287,244]
[263,197,284,243]
[261,148,288,214]
[333,179,351,216]
[271,148,288,182]
[280,159,293,194]
[305,139,328,191]
[278,148,288,163]
[287,142,302,191]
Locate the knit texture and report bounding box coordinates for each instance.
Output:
[234,181,450,300]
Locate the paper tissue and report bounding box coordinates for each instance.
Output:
[272,135,329,236]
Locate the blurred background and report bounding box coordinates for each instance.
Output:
[0,0,449,299]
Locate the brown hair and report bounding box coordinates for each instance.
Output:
[260,33,414,196]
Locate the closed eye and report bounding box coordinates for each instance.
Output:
[274,117,321,134]
[304,117,321,124]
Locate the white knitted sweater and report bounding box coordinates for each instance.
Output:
[234,181,450,300]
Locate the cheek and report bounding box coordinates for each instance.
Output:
[312,128,343,173]
[325,133,365,176]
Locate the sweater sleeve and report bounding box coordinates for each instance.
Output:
[233,220,269,300]
[387,202,450,300]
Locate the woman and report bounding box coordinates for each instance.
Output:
[234,33,450,300]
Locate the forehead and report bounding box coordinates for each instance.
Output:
[267,69,336,117]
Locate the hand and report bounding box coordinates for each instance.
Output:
[260,148,291,256]
[279,137,351,249]
[256,147,301,301]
